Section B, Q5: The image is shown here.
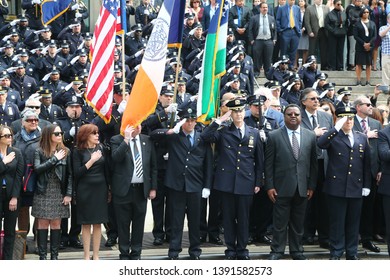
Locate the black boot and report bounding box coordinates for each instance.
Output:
[37,229,48,260]
[50,229,61,260]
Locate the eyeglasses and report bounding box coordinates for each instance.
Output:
[0,134,12,139]
[27,106,40,109]
[361,103,372,107]
[90,131,99,135]
[308,97,319,101]
[286,113,300,117]
[52,131,64,137]
[25,118,39,123]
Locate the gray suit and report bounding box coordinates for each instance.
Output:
[265,126,318,256]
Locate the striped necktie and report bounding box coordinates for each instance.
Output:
[292,131,299,159]
[132,139,143,178]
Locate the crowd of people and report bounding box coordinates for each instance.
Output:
[1,0,390,261]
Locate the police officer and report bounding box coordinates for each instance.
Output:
[182,23,205,69]
[319,82,337,105]
[19,49,39,83]
[38,87,65,123]
[298,55,322,88]
[22,0,44,31]
[41,67,68,100]
[335,87,352,109]
[24,25,53,50]
[265,81,289,111]
[0,71,22,110]
[318,106,371,260]
[0,85,20,126]
[57,19,84,55]
[201,98,264,260]
[266,55,290,84]
[62,49,90,83]
[125,24,147,56]
[40,39,68,78]
[0,42,15,70]
[135,0,158,25]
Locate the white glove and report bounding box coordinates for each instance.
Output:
[34,29,44,35]
[336,93,345,102]
[165,103,178,113]
[117,100,127,114]
[6,67,17,73]
[225,81,234,88]
[41,45,49,56]
[190,95,197,102]
[32,0,41,4]
[10,19,21,27]
[202,188,211,199]
[29,93,41,101]
[272,61,281,68]
[335,116,348,131]
[71,3,80,10]
[228,46,237,55]
[55,48,62,55]
[70,55,80,65]
[302,62,312,68]
[227,66,235,73]
[126,30,135,37]
[69,126,76,137]
[12,54,21,61]
[134,64,141,71]
[196,50,204,59]
[2,34,12,41]
[259,129,267,142]
[230,53,239,62]
[172,118,186,134]
[64,83,73,91]
[75,12,83,18]
[362,188,370,197]
[42,73,51,82]
[68,24,78,29]
[134,49,144,58]
[77,42,85,50]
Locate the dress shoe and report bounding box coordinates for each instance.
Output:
[268,253,283,260]
[199,236,207,243]
[69,239,83,249]
[224,255,236,260]
[209,236,223,245]
[374,234,385,243]
[105,237,117,247]
[291,253,307,260]
[329,256,340,260]
[169,256,179,260]
[346,255,360,260]
[60,240,68,250]
[247,235,254,245]
[304,236,315,245]
[362,241,380,253]
[153,237,163,246]
[319,242,330,249]
[237,255,251,260]
[190,255,200,260]
[258,235,272,245]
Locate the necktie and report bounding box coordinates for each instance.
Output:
[290,7,295,28]
[262,15,267,35]
[238,128,242,139]
[238,7,242,26]
[187,134,193,147]
[312,115,317,129]
[361,119,368,134]
[132,139,143,178]
[46,106,50,115]
[292,131,299,160]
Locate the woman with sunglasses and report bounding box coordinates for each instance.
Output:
[0,125,23,259]
[73,124,109,260]
[32,124,72,260]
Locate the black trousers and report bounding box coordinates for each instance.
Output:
[253,39,274,73]
[151,170,170,240]
[249,188,273,238]
[382,195,390,255]
[359,177,377,242]
[309,27,328,68]
[0,188,19,259]
[200,189,222,240]
[327,32,345,70]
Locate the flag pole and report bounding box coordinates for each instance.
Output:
[169,46,182,127]
[121,34,126,98]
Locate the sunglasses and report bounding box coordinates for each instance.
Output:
[52,132,64,136]
[286,113,300,117]
[0,134,12,139]
[308,97,319,101]
[361,103,372,107]
[90,131,99,135]
[322,106,330,111]
[25,118,39,123]
[27,106,40,109]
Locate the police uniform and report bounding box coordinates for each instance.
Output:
[317,106,371,260]
[135,2,157,25]
[125,24,147,56]
[200,98,264,260]
[42,69,68,100]
[265,55,290,84]
[0,86,20,126]
[9,60,38,106]
[37,88,65,123]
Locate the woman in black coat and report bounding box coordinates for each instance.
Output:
[0,125,23,260]
[353,7,377,86]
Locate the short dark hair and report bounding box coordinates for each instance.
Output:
[283,103,301,115]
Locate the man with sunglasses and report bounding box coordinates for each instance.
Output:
[266,55,290,85]
[318,106,371,260]
[335,86,353,109]
[265,103,318,260]
[125,24,147,57]
[353,96,382,254]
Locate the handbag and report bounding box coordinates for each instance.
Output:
[23,163,37,194]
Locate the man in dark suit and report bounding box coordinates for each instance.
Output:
[318,106,371,260]
[299,88,333,249]
[265,103,318,260]
[378,126,390,257]
[272,0,287,63]
[201,0,217,32]
[248,2,277,76]
[352,96,382,253]
[228,0,253,48]
[110,125,158,260]
[276,0,301,70]
[150,105,213,260]
[201,98,264,260]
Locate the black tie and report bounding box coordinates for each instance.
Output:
[312,115,317,129]
[238,128,242,139]
[187,134,193,147]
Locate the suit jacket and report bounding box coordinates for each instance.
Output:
[201,4,214,31]
[378,126,390,196]
[300,110,334,172]
[0,147,23,199]
[264,126,318,197]
[353,116,381,177]
[150,129,213,193]
[228,5,252,30]
[247,13,277,42]
[318,127,371,198]
[353,20,377,52]
[110,134,157,200]
[304,4,330,35]
[276,4,302,35]
[265,107,285,128]
[201,122,264,195]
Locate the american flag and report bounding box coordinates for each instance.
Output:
[116,0,127,34]
[85,0,119,123]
